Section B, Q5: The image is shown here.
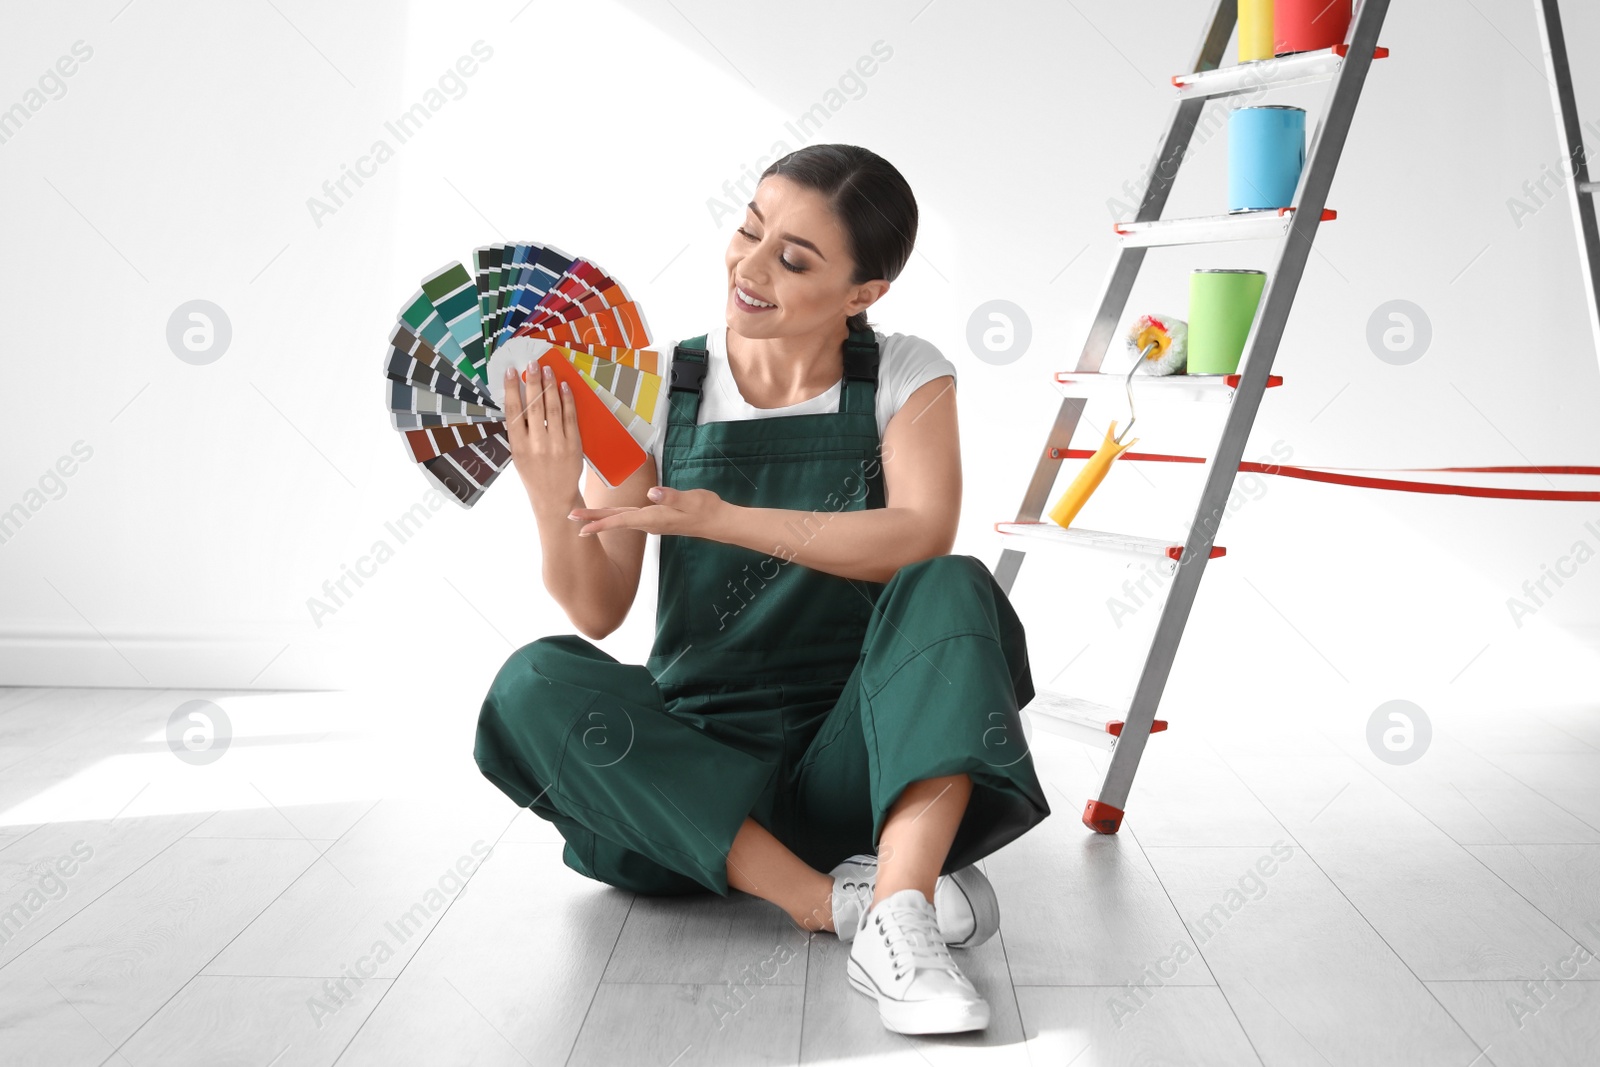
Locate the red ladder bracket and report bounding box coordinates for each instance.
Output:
[1332,44,1390,58]
[1106,719,1169,737]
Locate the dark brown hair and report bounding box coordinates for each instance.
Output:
[759,144,918,335]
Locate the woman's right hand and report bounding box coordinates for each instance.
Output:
[504,362,584,516]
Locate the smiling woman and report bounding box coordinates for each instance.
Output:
[474,144,1051,1038]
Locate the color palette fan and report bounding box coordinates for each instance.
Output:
[383,242,665,508]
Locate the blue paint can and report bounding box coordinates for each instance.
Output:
[1228,105,1306,212]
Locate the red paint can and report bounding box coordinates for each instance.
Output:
[1274,0,1352,54]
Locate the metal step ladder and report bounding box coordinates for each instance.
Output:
[993,0,1391,834]
[1535,0,1600,364]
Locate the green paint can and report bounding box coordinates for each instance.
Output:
[1187,269,1267,374]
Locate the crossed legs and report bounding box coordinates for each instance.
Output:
[725,771,973,933]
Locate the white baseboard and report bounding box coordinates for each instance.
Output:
[0,627,359,691]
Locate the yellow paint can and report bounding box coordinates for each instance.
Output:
[1238,0,1275,62]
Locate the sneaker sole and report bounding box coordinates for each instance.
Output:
[845,957,991,1034]
[938,866,1001,949]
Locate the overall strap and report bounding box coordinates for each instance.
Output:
[840,329,880,416]
[667,334,711,426]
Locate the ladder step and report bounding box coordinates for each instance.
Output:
[995,521,1225,562]
[1115,207,1336,248]
[1025,711,1116,751]
[1054,370,1283,403]
[1172,44,1389,99]
[1023,690,1168,751]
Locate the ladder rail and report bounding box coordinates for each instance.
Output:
[993,395,1086,594]
[1076,0,1237,375]
[995,0,1238,597]
[1092,0,1393,824]
[1533,0,1600,371]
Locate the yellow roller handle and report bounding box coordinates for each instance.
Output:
[1047,421,1139,529]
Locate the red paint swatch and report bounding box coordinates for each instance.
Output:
[535,349,647,488]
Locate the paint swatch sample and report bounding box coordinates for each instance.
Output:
[484,336,663,425]
[385,242,657,507]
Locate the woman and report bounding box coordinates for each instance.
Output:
[473,143,1050,1036]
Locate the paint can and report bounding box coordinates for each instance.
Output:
[1228,105,1306,212]
[1237,0,1275,62]
[1275,0,1353,54]
[1188,269,1267,374]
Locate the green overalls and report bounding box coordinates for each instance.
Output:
[473,329,1050,896]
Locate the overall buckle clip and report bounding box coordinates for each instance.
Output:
[842,338,878,383]
[669,351,709,393]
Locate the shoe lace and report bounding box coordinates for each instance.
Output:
[873,898,956,981]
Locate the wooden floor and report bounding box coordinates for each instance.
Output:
[1,684,1598,1066]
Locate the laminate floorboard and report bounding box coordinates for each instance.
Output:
[0,684,1595,1066]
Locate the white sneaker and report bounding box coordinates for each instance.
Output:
[828,854,1000,948]
[846,888,991,1034]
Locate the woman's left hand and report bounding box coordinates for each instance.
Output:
[568,485,728,539]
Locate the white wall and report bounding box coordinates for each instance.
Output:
[1,0,1596,723]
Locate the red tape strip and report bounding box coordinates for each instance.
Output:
[1055,450,1600,502]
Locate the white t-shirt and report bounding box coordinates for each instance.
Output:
[647,325,957,481]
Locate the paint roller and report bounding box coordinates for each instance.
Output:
[1046,314,1188,529]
